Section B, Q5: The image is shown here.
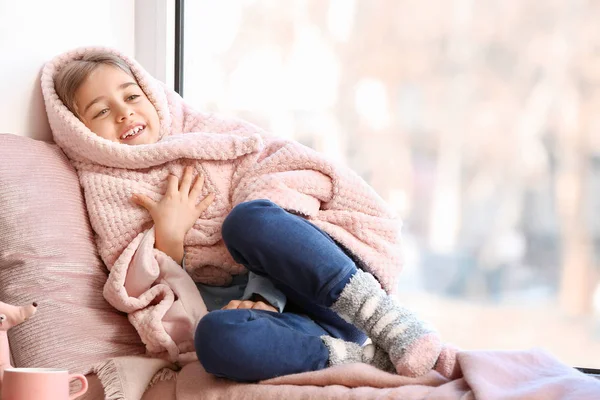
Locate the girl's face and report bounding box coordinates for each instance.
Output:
[74,65,160,145]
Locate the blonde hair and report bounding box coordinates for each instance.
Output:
[54,51,135,117]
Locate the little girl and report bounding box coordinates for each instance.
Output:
[43,48,458,382]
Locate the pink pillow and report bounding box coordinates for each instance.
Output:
[0,134,145,374]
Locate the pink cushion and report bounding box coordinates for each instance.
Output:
[0,134,145,374]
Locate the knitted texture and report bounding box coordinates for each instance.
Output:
[321,336,395,373]
[41,46,404,363]
[331,270,458,378]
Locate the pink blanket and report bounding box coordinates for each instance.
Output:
[175,348,600,400]
[123,348,598,399]
[85,348,599,399]
[41,47,403,363]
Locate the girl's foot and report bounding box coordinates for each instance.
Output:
[330,270,457,378]
[321,336,394,373]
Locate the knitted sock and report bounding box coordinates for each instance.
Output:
[321,336,395,373]
[330,269,457,378]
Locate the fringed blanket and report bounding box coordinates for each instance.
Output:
[41,47,403,363]
[89,348,600,400]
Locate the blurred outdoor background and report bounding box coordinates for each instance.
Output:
[183,0,600,367]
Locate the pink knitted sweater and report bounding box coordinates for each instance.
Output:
[41,47,403,362]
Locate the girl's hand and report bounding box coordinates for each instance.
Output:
[131,166,215,263]
[222,298,278,313]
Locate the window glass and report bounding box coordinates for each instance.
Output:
[184,0,600,368]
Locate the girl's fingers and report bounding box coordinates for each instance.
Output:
[189,173,206,200]
[221,300,241,310]
[252,302,276,312]
[179,167,194,194]
[131,193,156,212]
[166,174,179,196]
[238,301,255,310]
[221,300,276,312]
[195,193,216,214]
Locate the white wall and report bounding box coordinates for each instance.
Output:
[0,0,135,142]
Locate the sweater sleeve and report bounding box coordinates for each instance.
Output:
[231,138,334,218]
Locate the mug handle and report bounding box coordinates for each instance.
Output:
[68,374,89,399]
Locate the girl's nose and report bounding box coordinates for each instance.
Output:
[118,110,134,122]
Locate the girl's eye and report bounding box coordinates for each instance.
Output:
[127,94,140,101]
[94,109,109,118]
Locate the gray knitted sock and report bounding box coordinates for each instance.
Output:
[321,336,395,373]
[330,269,442,377]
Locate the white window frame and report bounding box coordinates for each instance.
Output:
[134,0,176,90]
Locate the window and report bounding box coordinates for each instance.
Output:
[181,0,600,368]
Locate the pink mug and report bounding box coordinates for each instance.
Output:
[1,368,88,400]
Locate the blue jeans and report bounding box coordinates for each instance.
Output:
[195,199,366,381]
